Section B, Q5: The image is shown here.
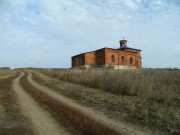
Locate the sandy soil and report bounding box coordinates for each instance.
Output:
[12,72,70,135]
[27,72,158,135]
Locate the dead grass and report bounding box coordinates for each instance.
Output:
[0,69,16,78]
[20,72,121,135]
[29,68,180,135]
[37,69,180,97]
[0,76,35,135]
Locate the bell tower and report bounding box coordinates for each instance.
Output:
[119,38,127,48]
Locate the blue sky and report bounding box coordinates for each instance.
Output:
[0,0,180,68]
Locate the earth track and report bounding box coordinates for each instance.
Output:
[12,72,70,135]
[20,72,120,135]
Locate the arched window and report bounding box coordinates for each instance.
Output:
[121,56,125,63]
[130,57,133,64]
[111,55,115,63]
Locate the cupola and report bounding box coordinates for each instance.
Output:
[119,40,127,47]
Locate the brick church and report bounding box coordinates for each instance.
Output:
[72,39,142,69]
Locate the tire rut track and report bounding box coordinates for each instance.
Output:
[12,72,70,135]
[20,72,120,135]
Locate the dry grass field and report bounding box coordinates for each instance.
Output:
[29,68,180,135]
[0,68,179,135]
[0,68,15,79]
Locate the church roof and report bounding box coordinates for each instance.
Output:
[116,46,141,51]
[71,51,95,58]
[72,46,141,58]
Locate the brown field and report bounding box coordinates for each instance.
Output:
[0,68,15,79]
[29,68,180,135]
[0,68,179,135]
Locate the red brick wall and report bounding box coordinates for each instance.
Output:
[72,53,85,67]
[105,48,141,68]
[85,52,95,65]
[72,48,142,69]
[105,48,118,65]
[95,49,105,65]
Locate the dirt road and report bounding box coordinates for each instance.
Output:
[12,72,70,135]
[27,72,155,135]
[11,71,159,135]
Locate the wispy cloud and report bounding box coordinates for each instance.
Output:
[26,1,41,15]
[0,0,180,68]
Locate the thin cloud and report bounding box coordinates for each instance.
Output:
[0,0,180,68]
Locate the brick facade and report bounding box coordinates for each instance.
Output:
[72,40,142,69]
